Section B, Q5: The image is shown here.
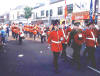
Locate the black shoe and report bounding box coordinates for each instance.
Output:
[77,65,82,70]
[61,56,64,58]
[62,58,68,62]
[91,65,98,69]
[70,61,74,66]
[41,41,43,43]
[54,69,60,74]
[77,66,81,70]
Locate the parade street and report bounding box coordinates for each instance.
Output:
[0,36,100,76]
[0,0,100,76]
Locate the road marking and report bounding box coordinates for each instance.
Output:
[67,55,100,74]
[3,50,7,53]
[18,54,24,57]
[67,55,73,59]
[40,51,43,54]
[48,47,50,49]
[88,66,100,74]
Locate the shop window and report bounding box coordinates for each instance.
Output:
[41,10,44,16]
[67,4,73,14]
[46,10,48,17]
[50,9,53,16]
[58,7,63,15]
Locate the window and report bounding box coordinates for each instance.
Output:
[20,14,24,18]
[50,9,53,16]
[41,10,44,16]
[58,7,63,15]
[67,4,73,14]
[46,10,48,17]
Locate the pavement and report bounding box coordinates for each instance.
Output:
[0,35,100,76]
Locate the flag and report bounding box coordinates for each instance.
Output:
[95,15,97,23]
[64,0,67,18]
[89,0,93,22]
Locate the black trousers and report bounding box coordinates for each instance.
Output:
[53,52,60,70]
[6,32,9,37]
[37,32,40,38]
[85,47,96,67]
[15,34,18,39]
[41,35,46,43]
[34,34,36,40]
[1,37,6,44]
[61,44,67,59]
[19,36,22,45]
[24,31,28,37]
[72,43,81,68]
[29,32,33,38]
[12,32,15,38]
[83,47,88,57]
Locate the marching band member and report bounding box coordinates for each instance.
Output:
[40,25,46,43]
[60,21,70,61]
[33,28,37,40]
[71,22,85,69]
[84,22,98,68]
[18,23,24,45]
[48,24,63,73]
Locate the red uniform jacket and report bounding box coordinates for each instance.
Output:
[33,30,37,35]
[66,27,72,33]
[85,29,98,47]
[14,27,20,34]
[74,33,85,45]
[47,30,51,36]
[60,28,70,44]
[48,30,63,52]
[65,27,72,43]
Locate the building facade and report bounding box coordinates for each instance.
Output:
[31,0,73,26]
[31,0,98,26]
[9,5,27,24]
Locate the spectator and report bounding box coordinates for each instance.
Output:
[1,27,6,45]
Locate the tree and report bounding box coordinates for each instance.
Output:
[24,7,32,23]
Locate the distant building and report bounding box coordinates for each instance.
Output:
[31,0,98,26]
[31,0,73,26]
[9,5,26,23]
[0,16,4,23]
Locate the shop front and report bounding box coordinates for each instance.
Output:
[72,11,95,26]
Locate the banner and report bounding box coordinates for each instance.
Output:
[89,0,93,22]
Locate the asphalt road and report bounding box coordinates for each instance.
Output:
[0,36,100,76]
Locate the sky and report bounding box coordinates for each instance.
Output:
[0,0,99,15]
[0,0,48,15]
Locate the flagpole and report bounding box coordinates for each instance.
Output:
[90,0,93,22]
[65,0,67,26]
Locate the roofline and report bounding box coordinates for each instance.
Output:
[33,4,45,9]
[50,0,64,4]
